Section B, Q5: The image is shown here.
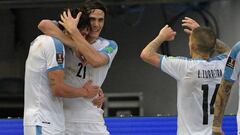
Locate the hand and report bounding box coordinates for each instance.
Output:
[158,25,176,41]
[182,17,200,34]
[82,80,99,98]
[59,9,81,34]
[92,88,105,108]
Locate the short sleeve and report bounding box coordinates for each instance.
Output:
[223,41,240,83]
[161,56,188,80]
[42,36,65,72]
[100,40,118,66]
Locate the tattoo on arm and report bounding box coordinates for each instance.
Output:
[149,39,161,53]
[213,80,233,127]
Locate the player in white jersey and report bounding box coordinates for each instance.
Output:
[24,9,101,135]
[140,17,229,135]
[38,1,118,134]
[212,41,240,135]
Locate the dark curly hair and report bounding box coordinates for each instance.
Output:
[58,8,90,31]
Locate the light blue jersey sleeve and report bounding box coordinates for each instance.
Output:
[223,41,240,83]
[46,37,65,71]
[100,40,118,65]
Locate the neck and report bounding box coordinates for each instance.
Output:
[191,52,210,60]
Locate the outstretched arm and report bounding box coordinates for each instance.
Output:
[59,9,109,68]
[212,80,233,135]
[140,25,176,68]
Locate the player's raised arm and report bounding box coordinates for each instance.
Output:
[140,25,176,68]
[59,9,109,68]
[182,16,200,34]
[38,19,75,48]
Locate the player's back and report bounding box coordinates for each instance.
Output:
[176,55,227,135]
[24,35,65,130]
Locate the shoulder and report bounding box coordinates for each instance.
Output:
[209,53,228,61]
[230,41,240,56]
[163,56,196,62]
[95,37,118,53]
[34,35,62,45]
[98,37,118,47]
[34,35,64,51]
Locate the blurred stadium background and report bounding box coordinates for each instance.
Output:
[0,0,239,134]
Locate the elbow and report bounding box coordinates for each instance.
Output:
[38,19,50,33]
[140,51,149,62]
[89,57,108,68]
[91,63,102,68]
[90,60,106,68]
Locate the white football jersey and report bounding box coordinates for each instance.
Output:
[63,37,118,123]
[160,54,227,135]
[24,35,65,130]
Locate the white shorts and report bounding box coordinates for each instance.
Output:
[65,122,110,135]
[24,125,65,135]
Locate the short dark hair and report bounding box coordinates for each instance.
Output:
[83,0,107,16]
[191,27,216,54]
[59,8,90,31]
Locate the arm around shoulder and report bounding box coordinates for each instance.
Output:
[38,19,75,48]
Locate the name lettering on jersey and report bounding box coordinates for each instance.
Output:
[42,121,51,125]
[56,52,64,64]
[226,57,235,69]
[198,69,222,79]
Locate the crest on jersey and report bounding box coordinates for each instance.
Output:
[56,52,64,64]
[226,57,235,69]
[103,46,114,54]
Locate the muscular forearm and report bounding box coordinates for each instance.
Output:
[145,37,164,56]
[140,36,164,67]
[213,80,233,128]
[38,19,75,48]
[56,84,87,98]
[70,29,108,67]
[49,77,86,98]
[48,70,88,98]
[215,39,230,54]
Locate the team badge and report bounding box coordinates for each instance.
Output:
[103,46,114,54]
[56,52,64,64]
[226,57,235,69]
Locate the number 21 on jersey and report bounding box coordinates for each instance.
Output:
[76,63,86,79]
